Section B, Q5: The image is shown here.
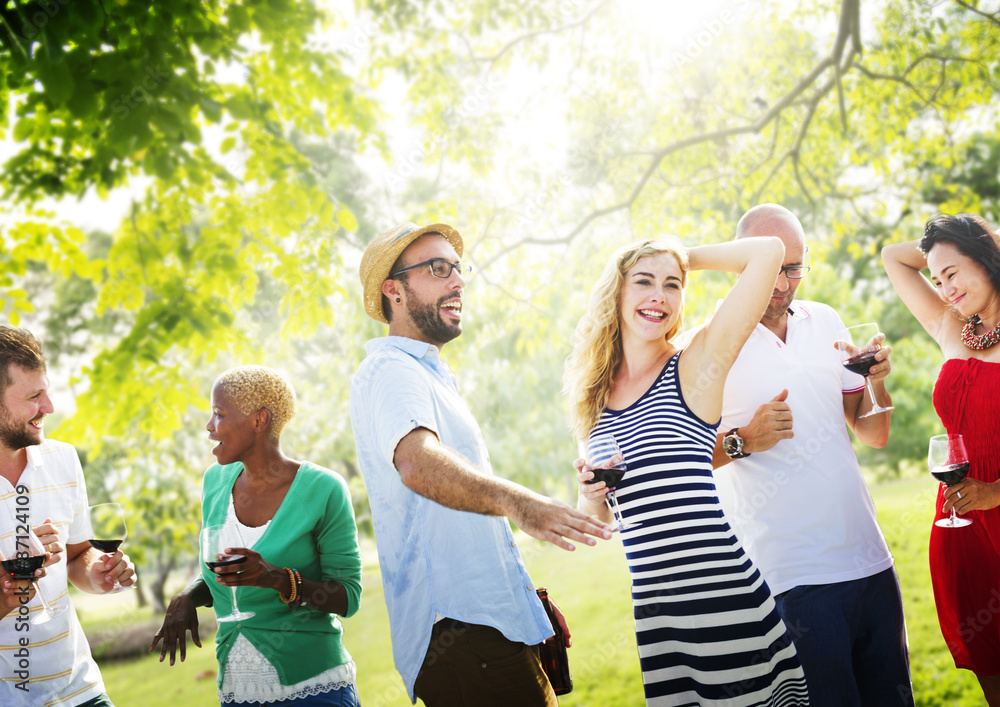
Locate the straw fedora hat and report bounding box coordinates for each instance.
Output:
[359,222,463,323]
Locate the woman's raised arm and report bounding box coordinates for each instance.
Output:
[680,237,784,420]
[882,240,948,344]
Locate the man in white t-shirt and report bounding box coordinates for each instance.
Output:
[0,326,135,707]
[710,204,915,707]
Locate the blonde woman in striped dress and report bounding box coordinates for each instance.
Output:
[565,237,809,706]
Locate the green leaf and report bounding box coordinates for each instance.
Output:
[220,136,237,153]
[13,118,33,142]
[336,207,358,232]
[35,58,75,106]
[318,201,334,225]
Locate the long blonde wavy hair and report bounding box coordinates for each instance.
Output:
[564,238,689,441]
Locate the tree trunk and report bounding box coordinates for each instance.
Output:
[133,567,148,608]
[151,555,176,614]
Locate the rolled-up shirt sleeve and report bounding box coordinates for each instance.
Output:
[364,355,442,467]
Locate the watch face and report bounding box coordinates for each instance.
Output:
[724,434,743,456]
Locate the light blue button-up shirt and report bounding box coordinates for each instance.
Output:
[350,336,552,701]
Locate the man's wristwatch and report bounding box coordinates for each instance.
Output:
[722,428,750,459]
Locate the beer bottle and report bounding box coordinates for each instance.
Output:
[536,587,573,695]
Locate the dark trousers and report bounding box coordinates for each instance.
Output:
[413,619,556,707]
[774,567,915,707]
[77,696,115,707]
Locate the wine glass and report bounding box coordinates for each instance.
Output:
[929,434,973,529]
[585,433,640,533]
[836,323,894,418]
[201,523,254,622]
[0,508,65,624]
[87,503,132,593]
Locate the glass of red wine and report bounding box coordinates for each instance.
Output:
[837,323,894,418]
[0,511,65,624]
[87,503,132,593]
[202,523,255,622]
[929,434,973,529]
[585,433,640,533]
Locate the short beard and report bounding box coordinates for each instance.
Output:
[0,410,41,451]
[763,301,791,319]
[401,280,462,345]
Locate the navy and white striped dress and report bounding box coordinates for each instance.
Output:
[593,353,808,706]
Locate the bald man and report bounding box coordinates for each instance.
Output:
[709,204,914,707]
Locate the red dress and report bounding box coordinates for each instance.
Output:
[931,358,1000,673]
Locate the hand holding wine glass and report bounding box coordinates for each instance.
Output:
[33,519,62,568]
[929,434,973,529]
[202,523,255,622]
[836,322,893,418]
[87,503,134,593]
[584,434,640,533]
[0,509,66,624]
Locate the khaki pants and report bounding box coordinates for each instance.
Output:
[414,619,557,707]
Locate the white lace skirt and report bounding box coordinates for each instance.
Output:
[219,634,356,703]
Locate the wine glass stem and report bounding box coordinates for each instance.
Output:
[230,586,240,615]
[606,490,625,526]
[34,582,56,616]
[865,377,885,410]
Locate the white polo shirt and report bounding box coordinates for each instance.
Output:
[713,300,894,596]
[0,440,105,706]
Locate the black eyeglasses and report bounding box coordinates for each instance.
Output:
[779,264,811,279]
[391,258,473,279]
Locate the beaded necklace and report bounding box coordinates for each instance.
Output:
[961,314,1000,350]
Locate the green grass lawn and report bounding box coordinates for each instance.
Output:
[95,477,983,706]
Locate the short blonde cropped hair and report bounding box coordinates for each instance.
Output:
[214,365,296,438]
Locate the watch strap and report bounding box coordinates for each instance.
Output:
[724,427,750,459]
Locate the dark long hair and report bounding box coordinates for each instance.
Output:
[919,213,1000,296]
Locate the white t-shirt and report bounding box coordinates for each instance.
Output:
[0,440,106,706]
[714,301,894,596]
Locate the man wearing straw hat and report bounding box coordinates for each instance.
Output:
[351,222,610,706]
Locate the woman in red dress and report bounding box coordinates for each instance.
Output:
[883,213,1000,704]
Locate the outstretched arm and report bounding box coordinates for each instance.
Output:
[395,428,611,550]
[680,237,785,422]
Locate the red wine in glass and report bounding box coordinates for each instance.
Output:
[206,554,247,571]
[586,434,639,533]
[88,539,124,554]
[930,462,970,487]
[0,515,65,624]
[842,350,879,377]
[2,555,45,579]
[585,465,627,489]
[837,323,893,418]
[202,524,255,622]
[87,503,131,592]
[929,434,973,529]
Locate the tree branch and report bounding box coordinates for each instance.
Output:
[954,0,1000,26]
[468,1,611,69]
[478,0,860,269]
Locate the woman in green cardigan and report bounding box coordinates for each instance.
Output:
[151,365,362,706]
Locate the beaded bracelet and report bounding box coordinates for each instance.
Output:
[290,569,304,608]
[279,567,297,604]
